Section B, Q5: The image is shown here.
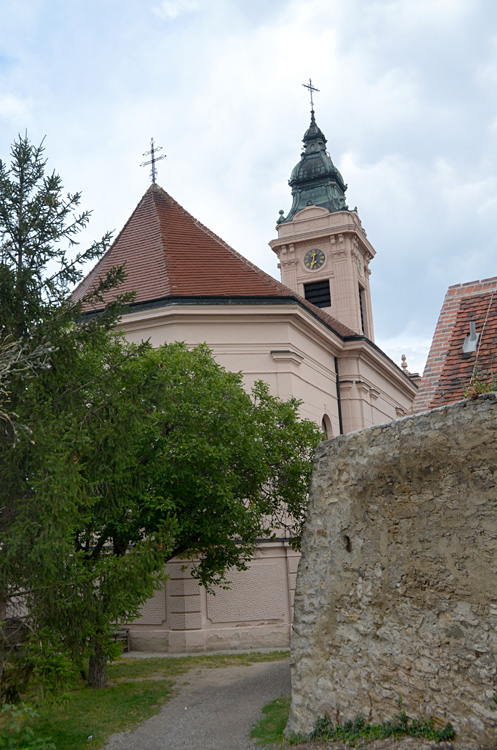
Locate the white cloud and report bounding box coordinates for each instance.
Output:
[1,0,496,360]
[153,0,199,19]
[0,95,31,126]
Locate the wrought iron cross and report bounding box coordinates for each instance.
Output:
[141,138,166,184]
[302,78,319,110]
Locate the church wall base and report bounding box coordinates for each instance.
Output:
[127,541,297,654]
[129,623,291,654]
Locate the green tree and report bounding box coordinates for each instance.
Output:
[0,134,130,690]
[0,135,321,692]
[18,338,320,688]
[0,335,51,443]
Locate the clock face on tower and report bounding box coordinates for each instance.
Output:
[304,248,325,270]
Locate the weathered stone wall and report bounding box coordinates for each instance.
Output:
[288,394,497,746]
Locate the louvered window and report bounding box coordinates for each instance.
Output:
[304,279,331,308]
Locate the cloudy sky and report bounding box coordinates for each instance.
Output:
[1,0,497,374]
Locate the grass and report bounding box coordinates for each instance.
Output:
[3,650,289,750]
[250,698,458,748]
[250,695,292,746]
[32,681,175,750]
[309,712,456,747]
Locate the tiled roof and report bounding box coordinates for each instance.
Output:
[413,277,497,412]
[73,184,355,338]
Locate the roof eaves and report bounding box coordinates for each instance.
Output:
[342,334,418,388]
[82,293,353,341]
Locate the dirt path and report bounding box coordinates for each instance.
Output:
[104,657,290,750]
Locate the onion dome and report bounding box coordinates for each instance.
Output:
[279,111,348,223]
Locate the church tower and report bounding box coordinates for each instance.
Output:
[270,107,376,340]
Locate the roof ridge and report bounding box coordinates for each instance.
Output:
[147,185,174,294]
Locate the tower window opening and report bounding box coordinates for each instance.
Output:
[304,279,330,308]
[358,284,366,334]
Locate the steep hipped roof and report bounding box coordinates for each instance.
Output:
[73,184,355,338]
[414,277,497,412]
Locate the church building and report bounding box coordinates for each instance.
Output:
[74,107,417,652]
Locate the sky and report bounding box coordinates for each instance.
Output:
[1,0,497,374]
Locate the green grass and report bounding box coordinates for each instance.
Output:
[250,698,458,749]
[108,649,289,682]
[251,695,292,746]
[10,650,289,750]
[310,711,456,747]
[32,681,175,750]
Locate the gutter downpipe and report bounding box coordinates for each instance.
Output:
[335,356,344,436]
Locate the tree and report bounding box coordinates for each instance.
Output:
[0,134,130,690]
[0,135,321,692]
[0,335,51,443]
[17,338,320,687]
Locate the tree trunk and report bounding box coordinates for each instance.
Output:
[87,640,107,688]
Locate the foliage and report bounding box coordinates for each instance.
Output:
[464,365,497,400]
[0,134,137,690]
[15,339,319,681]
[0,335,53,444]
[310,711,456,746]
[4,630,79,704]
[0,134,117,340]
[0,703,55,749]
[0,134,321,690]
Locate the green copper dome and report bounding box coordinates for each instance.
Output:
[278,111,348,224]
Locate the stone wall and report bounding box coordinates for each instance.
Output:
[288,394,497,746]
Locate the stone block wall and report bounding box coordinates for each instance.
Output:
[288,394,497,746]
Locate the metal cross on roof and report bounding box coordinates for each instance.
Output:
[140,138,166,184]
[302,78,320,111]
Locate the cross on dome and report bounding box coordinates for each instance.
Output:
[302,78,320,112]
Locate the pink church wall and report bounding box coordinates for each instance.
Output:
[117,300,416,652]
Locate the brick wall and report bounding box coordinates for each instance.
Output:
[414,277,497,413]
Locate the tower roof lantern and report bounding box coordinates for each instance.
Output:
[302,109,327,144]
[279,110,349,224]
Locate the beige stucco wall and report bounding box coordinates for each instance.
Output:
[128,542,299,652]
[120,301,415,436]
[121,302,343,434]
[288,393,497,746]
[118,300,416,653]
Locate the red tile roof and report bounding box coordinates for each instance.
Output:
[73,184,355,338]
[414,277,497,412]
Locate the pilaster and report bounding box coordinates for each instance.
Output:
[270,207,376,340]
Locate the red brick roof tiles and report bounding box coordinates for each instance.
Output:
[414,277,497,412]
[73,184,354,338]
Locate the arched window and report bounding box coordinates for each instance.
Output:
[321,414,332,439]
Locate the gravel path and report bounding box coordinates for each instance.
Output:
[104,657,290,750]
